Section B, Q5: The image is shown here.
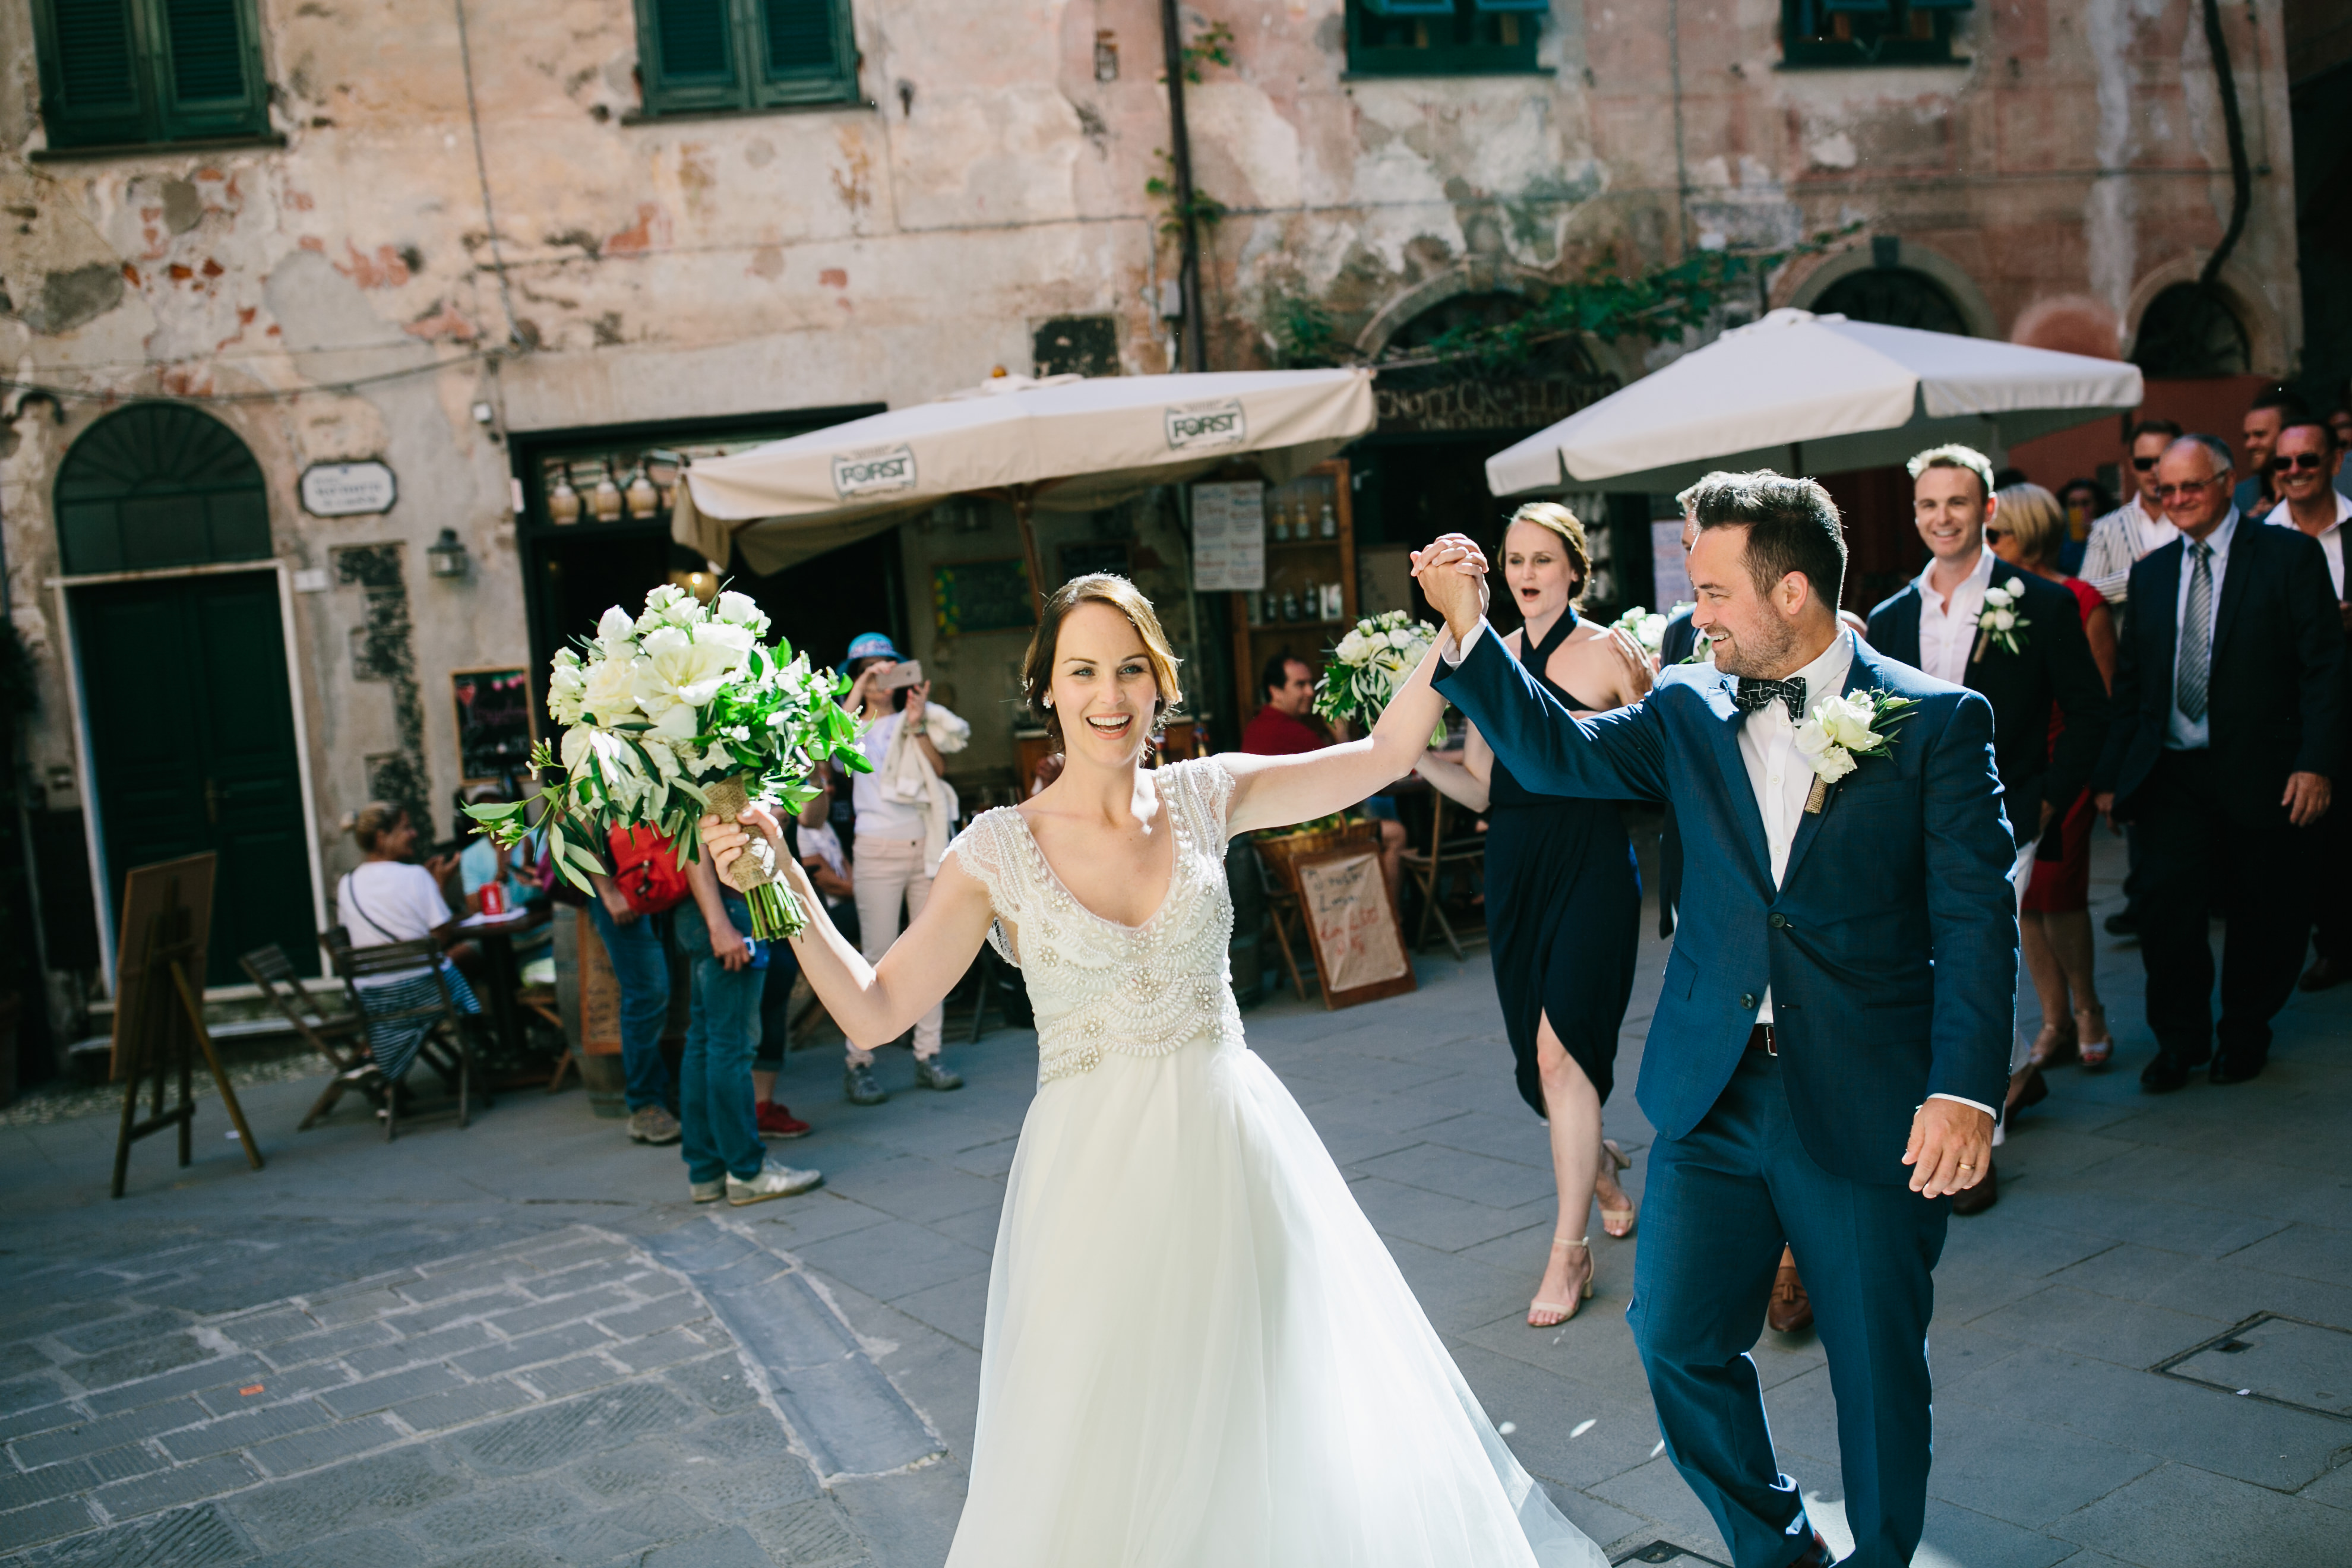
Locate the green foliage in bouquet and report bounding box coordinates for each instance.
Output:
[1314,610,1446,748]
[464,584,870,940]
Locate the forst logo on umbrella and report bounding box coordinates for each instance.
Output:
[1165,399,1247,451]
[833,444,918,498]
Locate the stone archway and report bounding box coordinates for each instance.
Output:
[1787,240,1998,340]
[54,403,272,576]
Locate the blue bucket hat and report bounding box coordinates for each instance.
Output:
[840,631,906,674]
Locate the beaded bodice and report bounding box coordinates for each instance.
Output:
[944,758,1243,1086]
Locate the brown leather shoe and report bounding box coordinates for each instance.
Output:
[2299,956,2349,992]
[1767,1255,1814,1334]
[1951,1157,1999,1216]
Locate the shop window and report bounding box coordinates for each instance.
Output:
[1812,267,1970,336]
[2131,284,2252,377]
[54,403,271,577]
[1346,0,1544,78]
[31,0,271,153]
[1781,0,1968,68]
[633,0,858,117]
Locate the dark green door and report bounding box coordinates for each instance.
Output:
[76,571,317,982]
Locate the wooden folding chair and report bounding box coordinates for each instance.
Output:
[241,943,384,1130]
[324,930,484,1141]
[1398,792,1488,960]
[1255,850,1314,1000]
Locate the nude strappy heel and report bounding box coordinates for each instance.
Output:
[1528,1236,1594,1327]
[1598,1140,1637,1239]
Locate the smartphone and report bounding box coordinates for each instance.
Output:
[876,660,923,691]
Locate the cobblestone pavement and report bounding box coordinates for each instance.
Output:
[2,832,2347,1566]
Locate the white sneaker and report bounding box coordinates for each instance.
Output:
[689,1178,725,1205]
[726,1159,823,1206]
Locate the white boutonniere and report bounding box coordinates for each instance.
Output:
[1791,689,1920,813]
[1975,582,2029,660]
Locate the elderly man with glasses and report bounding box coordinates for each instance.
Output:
[2092,435,2345,1092]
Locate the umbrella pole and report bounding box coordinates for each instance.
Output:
[1014,492,1048,620]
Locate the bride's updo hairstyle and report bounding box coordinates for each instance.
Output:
[1020,573,1185,745]
[1506,501,1592,605]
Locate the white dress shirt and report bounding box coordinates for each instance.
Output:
[2166,508,2239,752]
[2265,490,2350,599]
[1913,547,1994,686]
[1444,621,1994,1120]
[2081,496,2178,606]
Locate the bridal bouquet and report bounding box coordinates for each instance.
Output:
[464,584,869,940]
[1609,603,1683,658]
[1316,610,1447,746]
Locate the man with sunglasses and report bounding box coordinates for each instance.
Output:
[2092,435,2344,1092]
[2264,419,2352,991]
[2236,390,2312,520]
[2081,419,2185,622]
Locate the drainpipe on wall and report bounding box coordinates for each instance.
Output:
[2196,0,2253,290]
[1159,0,1206,372]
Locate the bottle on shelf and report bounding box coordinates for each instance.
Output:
[1319,501,1338,539]
[1270,503,1289,543]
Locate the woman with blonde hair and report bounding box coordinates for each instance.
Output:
[1414,502,1654,1326]
[1988,482,2118,1070]
[703,571,1607,1567]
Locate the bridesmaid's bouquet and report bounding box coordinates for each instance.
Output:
[464,584,869,940]
[1317,610,1446,746]
[1610,603,1681,658]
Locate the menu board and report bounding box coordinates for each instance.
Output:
[453,667,536,783]
[1294,847,1417,1009]
[934,558,1037,636]
[1191,480,1265,592]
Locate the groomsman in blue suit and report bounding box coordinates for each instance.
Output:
[1413,472,2015,1568]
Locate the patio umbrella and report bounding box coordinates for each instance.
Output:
[674,368,1377,611]
[1485,309,2145,497]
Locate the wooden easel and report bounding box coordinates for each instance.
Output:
[111,892,263,1198]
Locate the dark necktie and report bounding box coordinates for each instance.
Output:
[1734,676,1807,723]
[2177,540,2213,724]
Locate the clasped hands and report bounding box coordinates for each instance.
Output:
[1407,533,1490,641]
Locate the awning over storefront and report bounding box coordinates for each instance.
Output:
[675,368,1377,591]
[1485,310,2145,497]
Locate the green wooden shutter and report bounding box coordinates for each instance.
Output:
[752,0,855,105]
[154,0,267,139]
[637,0,748,113]
[36,0,150,148]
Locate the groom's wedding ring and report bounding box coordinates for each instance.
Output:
[1958,1163,1974,1171]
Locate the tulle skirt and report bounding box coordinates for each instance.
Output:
[944,1033,1607,1568]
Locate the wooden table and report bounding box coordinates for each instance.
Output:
[454,908,548,1071]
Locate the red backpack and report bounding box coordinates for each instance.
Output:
[606,826,692,915]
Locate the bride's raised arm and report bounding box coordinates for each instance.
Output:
[1222,639,1450,837]
[704,809,997,1048]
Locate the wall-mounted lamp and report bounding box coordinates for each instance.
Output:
[427,527,470,578]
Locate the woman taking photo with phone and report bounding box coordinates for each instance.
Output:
[837,631,969,1105]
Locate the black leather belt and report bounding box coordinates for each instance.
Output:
[1747,1023,1777,1056]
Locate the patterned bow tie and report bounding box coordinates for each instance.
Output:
[1733,676,1807,723]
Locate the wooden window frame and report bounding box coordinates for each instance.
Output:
[1779,0,1968,69]
[31,0,272,154]
[632,0,861,119]
[1343,0,1545,80]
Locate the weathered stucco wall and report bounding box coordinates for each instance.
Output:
[0,0,2304,985]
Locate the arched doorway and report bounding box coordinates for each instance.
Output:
[58,404,320,981]
[2130,283,2252,377]
[1811,267,1971,336]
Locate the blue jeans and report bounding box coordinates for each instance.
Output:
[674,897,769,1185]
[586,897,674,1114]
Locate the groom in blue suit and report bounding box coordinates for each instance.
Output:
[1415,472,2015,1568]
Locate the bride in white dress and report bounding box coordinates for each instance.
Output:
[706,571,1606,1568]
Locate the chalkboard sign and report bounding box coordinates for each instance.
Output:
[453,666,536,782]
[933,558,1036,637]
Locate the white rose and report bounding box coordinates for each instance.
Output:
[696,619,757,674]
[1387,628,1418,652]
[713,590,766,629]
[1991,609,2016,631]
[580,655,642,723]
[1792,720,1858,781]
[1812,694,1880,752]
[595,605,638,655]
[1983,584,2012,607]
[1336,629,1373,663]
[548,649,587,725]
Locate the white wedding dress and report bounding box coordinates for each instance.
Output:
[939,757,1607,1568]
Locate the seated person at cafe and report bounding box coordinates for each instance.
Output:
[336,800,483,1083]
[1242,650,1408,896]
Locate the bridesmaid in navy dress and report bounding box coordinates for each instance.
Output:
[1416,503,1652,1326]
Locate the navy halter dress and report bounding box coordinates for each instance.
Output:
[1482,609,1643,1117]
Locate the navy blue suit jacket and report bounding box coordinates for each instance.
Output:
[2091,519,2342,817]
[1436,627,2017,1184]
[1867,559,2110,848]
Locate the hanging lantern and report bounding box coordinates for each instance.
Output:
[592,461,624,523]
[547,464,581,525]
[426,527,470,578]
